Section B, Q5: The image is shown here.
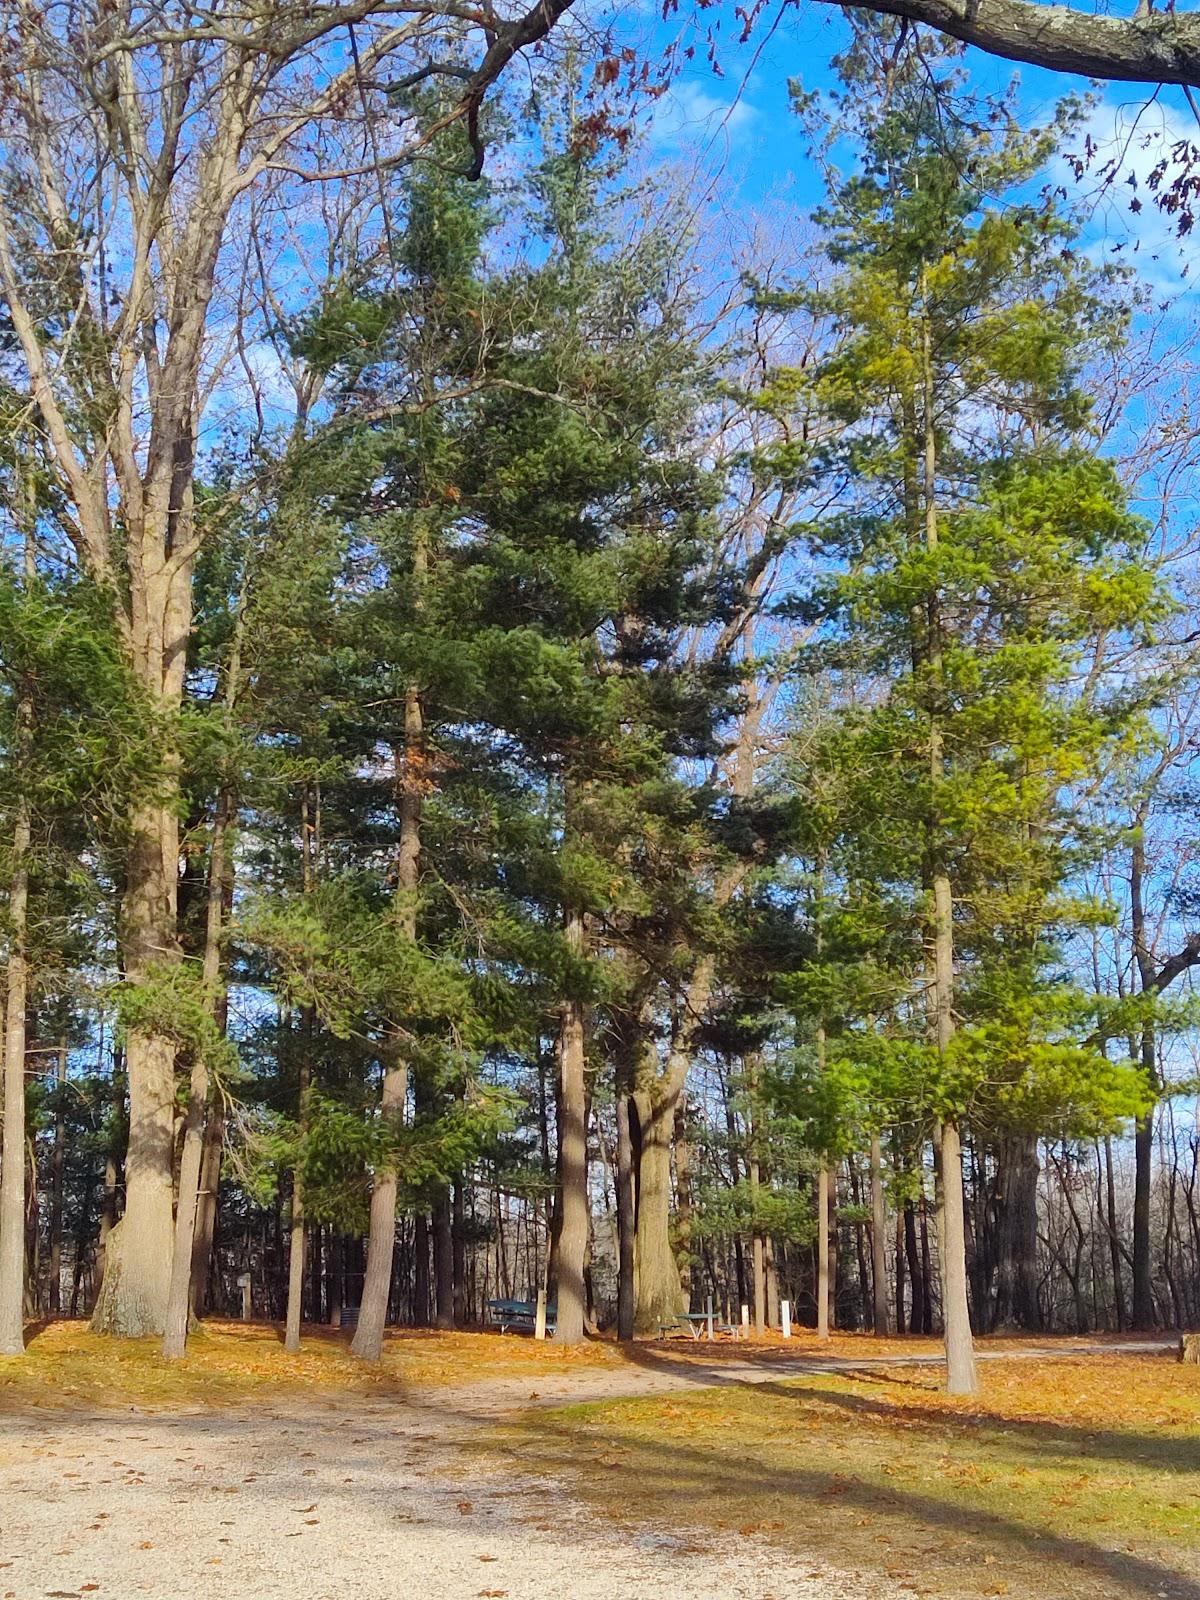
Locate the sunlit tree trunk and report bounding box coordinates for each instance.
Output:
[285,788,319,1354]
[190,1099,224,1317]
[48,1041,68,1316]
[553,906,588,1344]
[632,1085,685,1334]
[0,749,30,1355]
[615,1086,636,1340]
[163,791,231,1358]
[870,1134,889,1335]
[817,1162,831,1342]
[1104,1134,1127,1330]
[353,580,425,1359]
[920,299,977,1395]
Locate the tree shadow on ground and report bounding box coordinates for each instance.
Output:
[756,1376,1200,1479]
[618,1340,1197,1476]
[514,1403,1200,1600]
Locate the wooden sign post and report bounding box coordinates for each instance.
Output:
[535,1287,548,1341]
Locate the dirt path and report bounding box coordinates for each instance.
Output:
[0,1339,1178,1600]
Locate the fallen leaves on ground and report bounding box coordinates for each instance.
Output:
[0,1318,625,1411]
[484,1353,1200,1600]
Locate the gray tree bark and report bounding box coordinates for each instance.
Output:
[553,908,588,1345]
[921,296,977,1396]
[815,0,1200,86]
[163,792,230,1358]
[352,705,423,1361]
[48,1042,67,1316]
[870,1134,889,1336]
[0,752,30,1354]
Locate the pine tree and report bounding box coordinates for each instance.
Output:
[779,37,1159,1389]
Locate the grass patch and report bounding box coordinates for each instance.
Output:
[488,1354,1200,1600]
[0,1317,624,1411]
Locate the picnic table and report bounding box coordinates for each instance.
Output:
[656,1309,745,1341]
[486,1297,557,1335]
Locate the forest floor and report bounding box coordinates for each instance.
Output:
[0,1323,1195,1600]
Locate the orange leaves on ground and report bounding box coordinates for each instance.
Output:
[0,1317,623,1412]
[490,1351,1200,1600]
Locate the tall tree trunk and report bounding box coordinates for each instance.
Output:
[190,828,234,1318]
[70,1174,92,1318]
[615,1087,635,1341]
[1129,823,1158,1329]
[817,1164,831,1341]
[675,1096,694,1308]
[895,1207,906,1329]
[748,1058,766,1333]
[94,1053,125,1309]
[284,1161,307,1352]
[285,789,319,1355]
[329,1235,344,1328]
[632,1078,687,1334]
[48,1041,68,1317]
[90,801,188,1337]
[163,791,230,1358]
[765,1235,780,1328]
[904,1198,923,1333]
[190,1097,224,1317]
[1132,1024,1157,1329]
[0,736,31,1354]
[1105,1134,1126,1331]
[990,1134,1041,1331]
[850,1156,871,1330]
[432,1185,453,1329]
[553,906,588,1345]
[452,1183,467,1328]
[0,519,33,1351]
[629,690,758,1338]
[920,299,977,1395]
[352,689,423,1358]
[720,1058,747,1317]
[936,1120,978,1392]
[870,1134,889,1335]
[632,949,724,1335]
[413,1211,431,1326]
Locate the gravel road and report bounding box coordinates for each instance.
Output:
[0,1390,896,1600]
[0,1340,1177,1600]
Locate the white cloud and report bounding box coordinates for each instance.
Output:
[645,79,758,153]
[1051,93,1200,302]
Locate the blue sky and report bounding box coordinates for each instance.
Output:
[613,1,1200,301]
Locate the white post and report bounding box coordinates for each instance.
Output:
[705,1293,714,1341]
[535,1287,547,1341]
[781,1298,792,1339]
[238,1272,251,1322]
[740,1302,749,1339]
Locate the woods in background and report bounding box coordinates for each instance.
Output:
[2,10,1200,1397]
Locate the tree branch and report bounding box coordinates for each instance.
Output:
[820,0,1200,86]
[1152,930,1200,994]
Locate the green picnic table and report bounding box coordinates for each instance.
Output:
[487,1297,557,1334]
